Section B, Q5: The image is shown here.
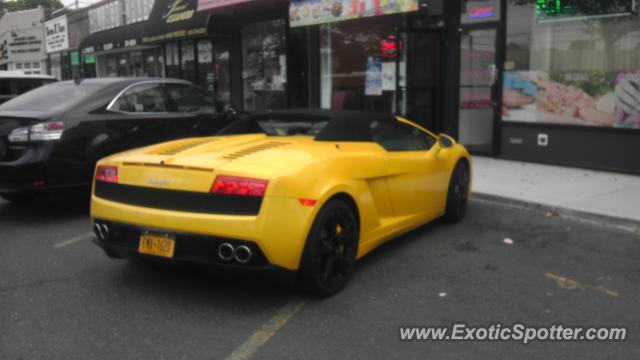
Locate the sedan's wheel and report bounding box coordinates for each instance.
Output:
[299,199,359,297]
[444,160,470,223]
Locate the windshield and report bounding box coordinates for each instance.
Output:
[0,82,103,112]
[220,115,330,137]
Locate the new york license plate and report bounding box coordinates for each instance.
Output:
[138,233,175,258]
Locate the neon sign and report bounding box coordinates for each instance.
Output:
[535,0,633,22]
[468,6,495,19]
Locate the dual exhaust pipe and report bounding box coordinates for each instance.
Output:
[218,243,253,264]
[94,223,253,264]
[94,223,110,241]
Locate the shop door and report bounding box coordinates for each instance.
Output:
[396,30,442,132]
[458,27,499,154]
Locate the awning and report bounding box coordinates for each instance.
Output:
[142,0,210,44]
[289,0,420,27]
[197,0,255,12]
[79,21,148,54]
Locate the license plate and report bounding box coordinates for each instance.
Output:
[138,233,175,258]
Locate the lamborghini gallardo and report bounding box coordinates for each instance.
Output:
[91,109,471,296]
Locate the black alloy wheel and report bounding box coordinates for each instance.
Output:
[299,199,359,297]
[444,160,470,222]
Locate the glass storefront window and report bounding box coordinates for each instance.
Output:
[242,19,287,111]
[319,17,402,113]
[49,53,62,80]
[129,51,143,77]
[181,40,196,83]
[142,48,163,77]
[165,42,180,78]
[197,39,231,103]
[504,1,640,129]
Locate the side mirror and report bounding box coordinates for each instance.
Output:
[438,134,454,148]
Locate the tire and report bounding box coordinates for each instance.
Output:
[298,199,359,297]
[444,160,470,223]
[1,194,34,203]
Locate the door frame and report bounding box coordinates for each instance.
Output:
[457,21,504,156]
[394,27,446,134]
[455,0,507,156]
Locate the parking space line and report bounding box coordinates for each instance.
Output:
[53,232,93,249]
[224,299,305,360]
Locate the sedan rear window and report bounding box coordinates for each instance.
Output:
[0,82,102,112]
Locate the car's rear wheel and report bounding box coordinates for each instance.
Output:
[298,199,359,297]
[1,194,34,203]
[444,160,470,222]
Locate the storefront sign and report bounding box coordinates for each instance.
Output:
[143,0,209,43]
[502,70,640,129]
[45,16,69,53]
[290,0,419,28]
[535,0,634,22]
[197,0,254,12]
[461,0,500,24]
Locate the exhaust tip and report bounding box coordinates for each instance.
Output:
[234,245,252,264]
[217,243,235,261]
[100,224,110,240]
[93,223,103,240]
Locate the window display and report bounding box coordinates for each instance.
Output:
[320,16,402,113]
[503,1,640,129]
[242,19,287,111]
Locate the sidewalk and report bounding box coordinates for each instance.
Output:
[471,156,640,225]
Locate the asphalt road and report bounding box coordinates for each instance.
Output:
[1,196,639,360]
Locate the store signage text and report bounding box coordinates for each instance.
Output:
[289,0,419,28]
[45,16,69,53]
[163,0,196,23]
[535,0,633,22]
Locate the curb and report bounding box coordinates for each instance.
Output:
[471,192,640,235]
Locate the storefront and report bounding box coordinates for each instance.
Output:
[80,21,163,78]
[142,0,232,102]
[196,0,301,110]
[46,11,92,80]
[500,0,640,173]
[192,0,639,174]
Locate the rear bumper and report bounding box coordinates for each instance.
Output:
[0,144,87,196]
[0,149,47,195]
[91,194,318,270]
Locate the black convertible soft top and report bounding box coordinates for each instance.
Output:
[218,109,398,142]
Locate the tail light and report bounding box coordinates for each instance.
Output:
[95,166,118,183]
[211,176,267,197]
[8,122,65,143]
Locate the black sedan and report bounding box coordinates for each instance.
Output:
[0,78,238,202]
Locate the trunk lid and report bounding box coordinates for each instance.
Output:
[113,134,325,193]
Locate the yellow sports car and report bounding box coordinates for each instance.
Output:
[91,109,471,296]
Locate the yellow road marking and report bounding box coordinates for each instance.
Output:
[225,299,305,360]
[53,232,93,249]
[544,273,620,297]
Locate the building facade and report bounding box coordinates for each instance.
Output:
[62,0,640,174]
[80,0,161,78]
[45,10,93,80]
[189,0,640,174]
[0,8,48,74]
